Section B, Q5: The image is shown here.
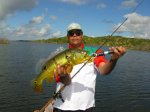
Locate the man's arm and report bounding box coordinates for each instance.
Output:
[98,46,126,75]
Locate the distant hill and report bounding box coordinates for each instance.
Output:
[33,36,150,51]
[0,38,9,44]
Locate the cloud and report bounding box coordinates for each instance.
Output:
[29,16,44,24]
[15,23,52,39]
[0,21,11,38]
[96,3,106,9]
[0,0,37,20]
[0,16,52,40]
[38,24,51,36]
[58,0,88,5]
[50,15,57,21]
[51,31,63,37]
[120,0,138,8]
[0,15,64,40]
[113,13,150,39]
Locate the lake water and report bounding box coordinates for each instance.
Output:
[0,42,150,112]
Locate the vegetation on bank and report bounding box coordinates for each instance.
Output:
[33,36,150,51]
[0,38,9,44]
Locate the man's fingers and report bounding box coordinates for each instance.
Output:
[111,46,126,57]
[109,46,126,61]
[54,64,67,75]
[111,47,120,57]
[57,64,61,74]
[117,46,126,56]
[54,69,57,77]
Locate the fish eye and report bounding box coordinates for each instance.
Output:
[66,55,71,60]
[66,55,69,59]
[43,66,46,70]
[34,81,37,84]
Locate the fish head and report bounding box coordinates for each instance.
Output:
[33,79,43,92]
[33,69,54,93]
[69,49,92,64]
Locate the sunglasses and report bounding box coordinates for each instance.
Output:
[67,30,83,36]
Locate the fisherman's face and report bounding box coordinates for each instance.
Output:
[67,29,83,48]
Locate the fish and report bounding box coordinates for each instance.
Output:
[33,48,93,92]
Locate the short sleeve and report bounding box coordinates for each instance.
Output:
[94,49,107,67]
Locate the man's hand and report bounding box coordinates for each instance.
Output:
[98,46,126,75]
[109,46,126,62]
[54,64,71,85]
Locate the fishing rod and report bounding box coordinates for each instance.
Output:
[72,0,145,81]
[37,0,144,111]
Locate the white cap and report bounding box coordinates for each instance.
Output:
[67,23,82,31]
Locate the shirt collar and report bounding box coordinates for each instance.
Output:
[68,42,84,49]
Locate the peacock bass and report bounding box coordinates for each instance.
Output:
[33,49,94,92]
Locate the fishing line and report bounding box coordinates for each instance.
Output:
[97,0,145,50]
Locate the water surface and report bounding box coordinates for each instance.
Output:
[0,42,150,112]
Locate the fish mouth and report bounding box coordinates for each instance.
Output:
[34,80,43,92]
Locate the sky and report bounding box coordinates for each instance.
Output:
[0,0,150,40]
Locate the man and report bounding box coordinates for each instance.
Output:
[34,23,126,112]
[52,23,126,112]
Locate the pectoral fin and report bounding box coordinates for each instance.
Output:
[46,76,54,83]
